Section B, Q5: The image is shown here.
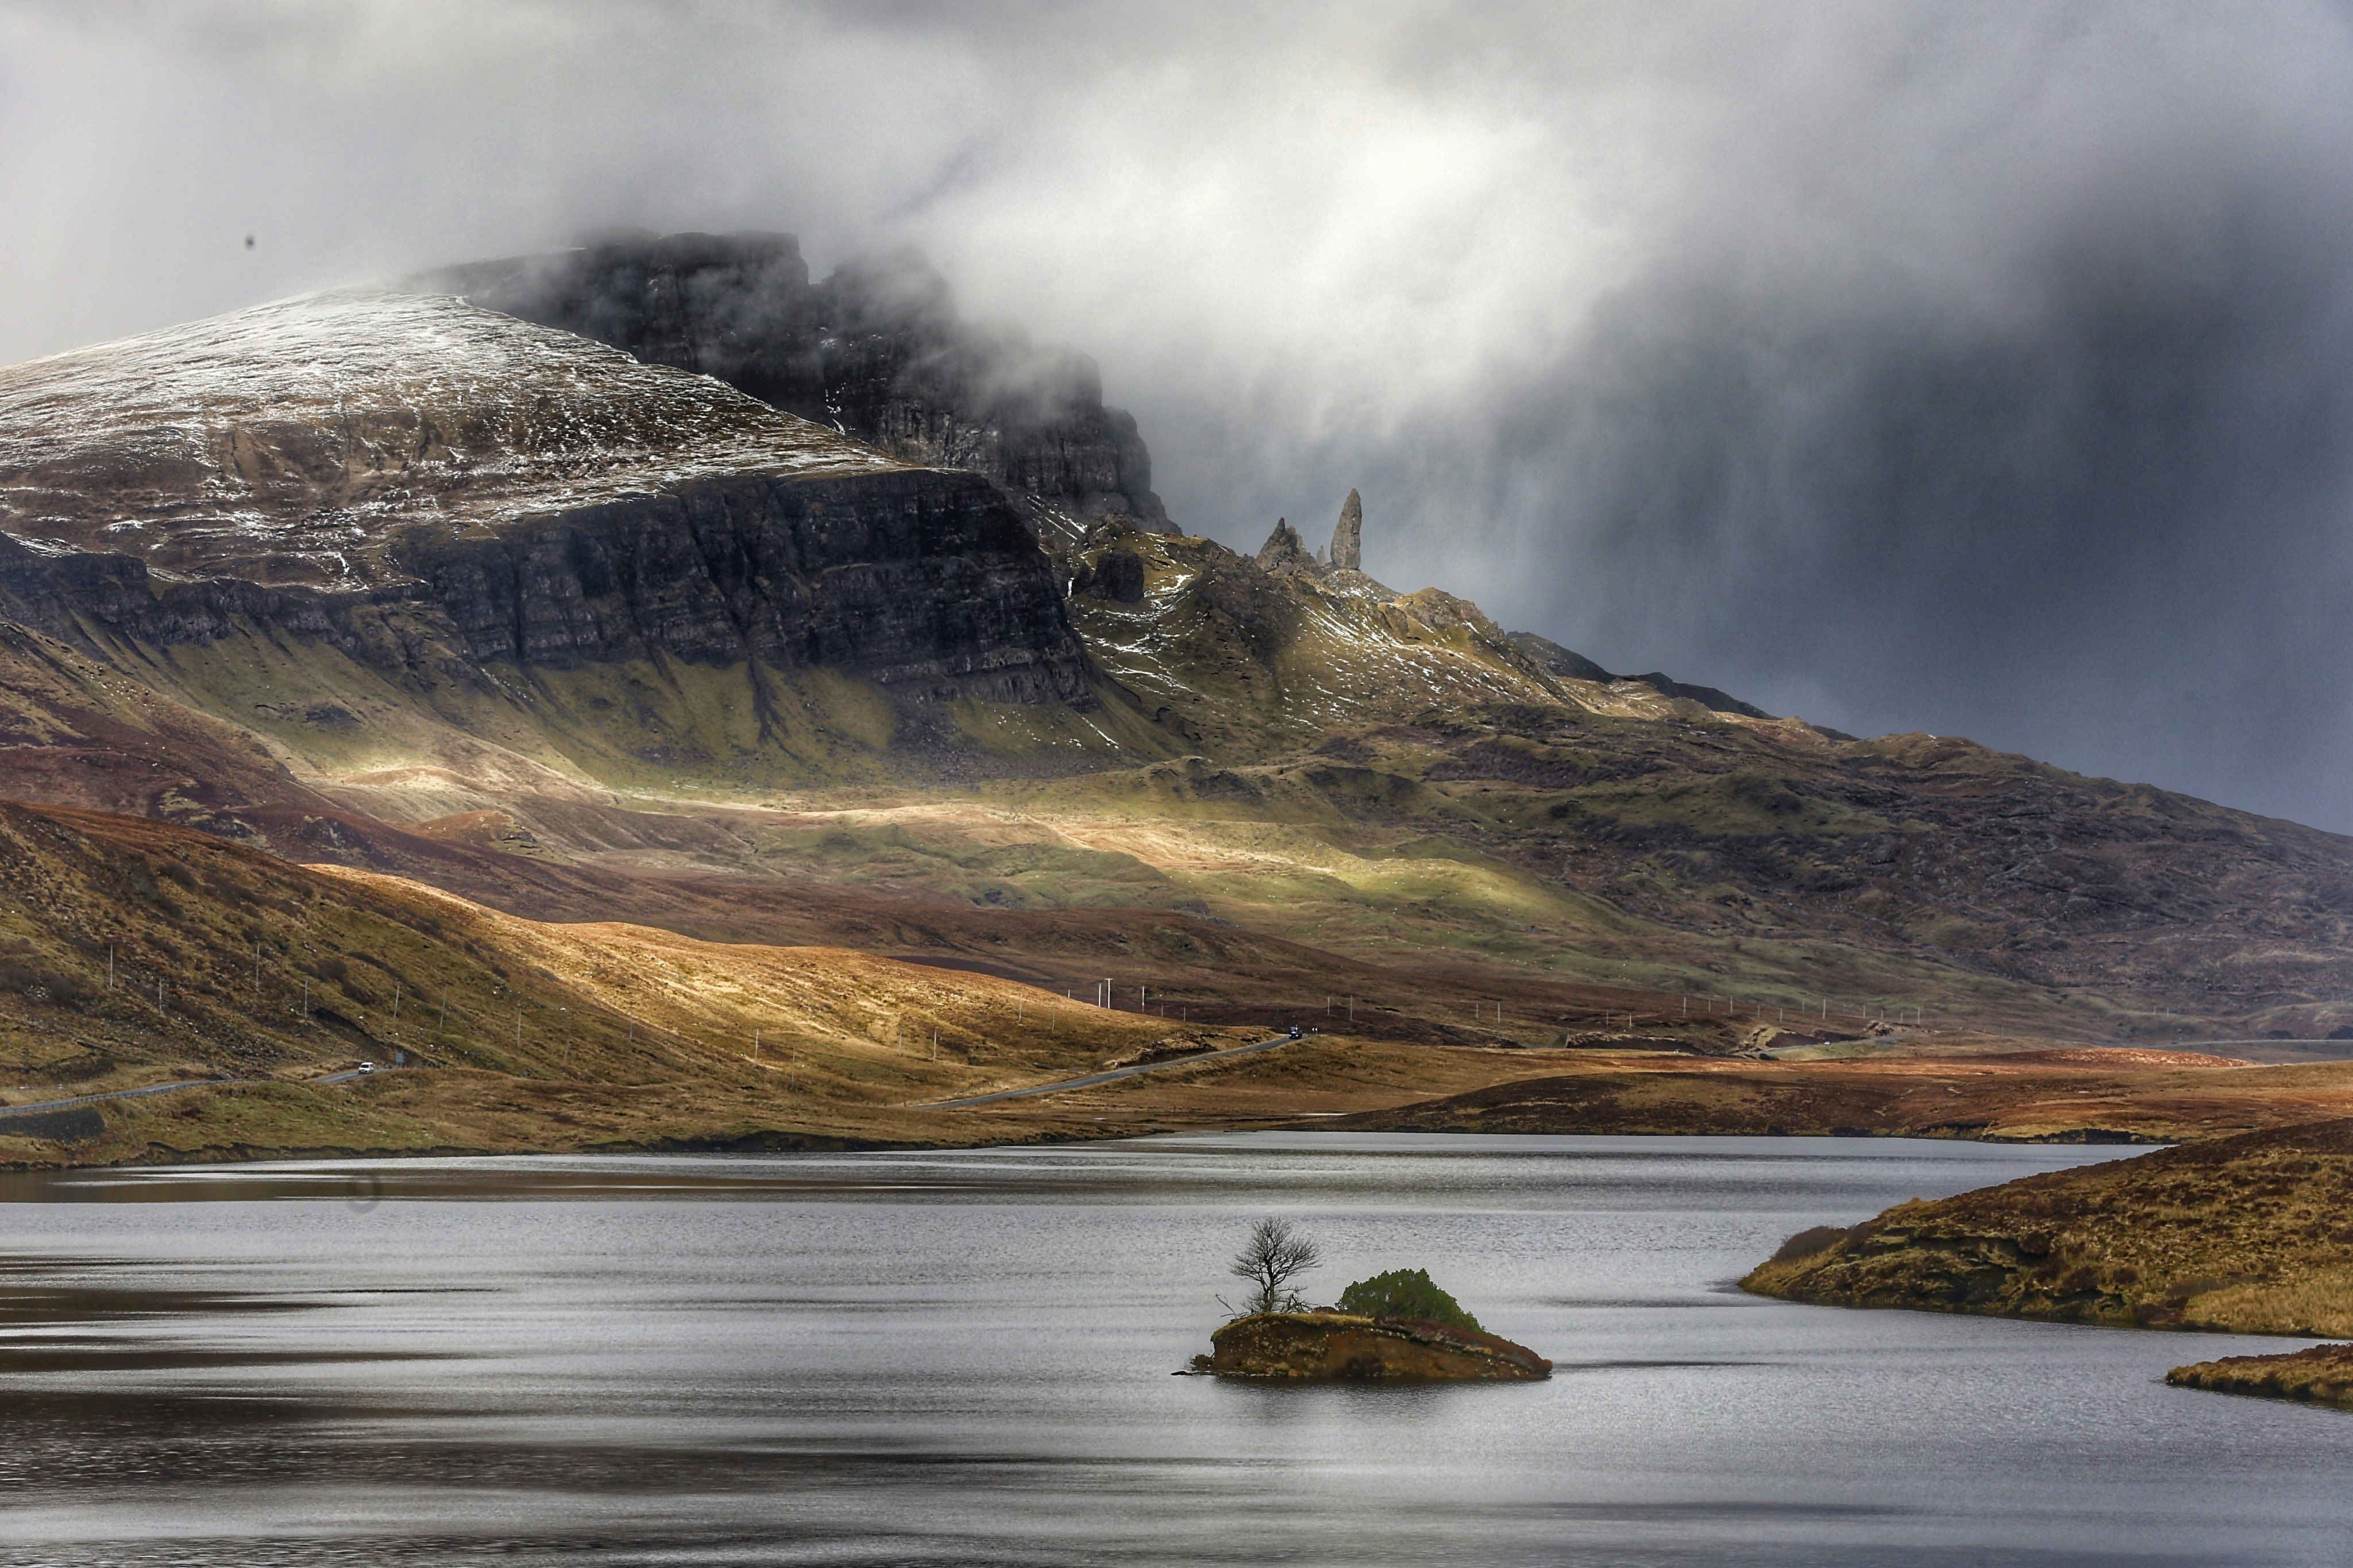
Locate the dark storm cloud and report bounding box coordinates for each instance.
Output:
[1439,5,2353,829]
[1537,190,2353,818]
[7,2,2353,824]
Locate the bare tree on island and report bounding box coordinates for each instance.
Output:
[1225,1218,1323,1317]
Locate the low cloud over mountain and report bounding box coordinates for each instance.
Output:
[9,2,2353,825]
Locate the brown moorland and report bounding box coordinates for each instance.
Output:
[1316,1051,2353,1145]
[2166,1342,2353,1410]
[1741,1118,2353,1337]
[14,798,2353,1167]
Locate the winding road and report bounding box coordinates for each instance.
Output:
[912,1033,1302,1109]
[0,1066,392,1122]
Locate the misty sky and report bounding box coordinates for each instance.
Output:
[9,2,2353,829]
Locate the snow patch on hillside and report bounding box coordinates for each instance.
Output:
[0,290,904,589]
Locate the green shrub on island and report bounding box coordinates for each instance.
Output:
[1336,1268,1484,1333]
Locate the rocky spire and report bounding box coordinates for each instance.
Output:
[1255,516,1313,573]
[1330,489,1363,571]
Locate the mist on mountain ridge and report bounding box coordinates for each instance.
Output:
[7,3,2353,825]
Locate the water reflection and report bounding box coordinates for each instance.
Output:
[0,1134,2344,1566]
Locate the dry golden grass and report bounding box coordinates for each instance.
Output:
[1743,1120,2353,1337]
[313,865,1243,1107]
[16,798,2353,1171]
[2168,1341,2353,1409]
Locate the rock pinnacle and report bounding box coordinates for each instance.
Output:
[1256,516,1312,573]
[1330,489,1363,571]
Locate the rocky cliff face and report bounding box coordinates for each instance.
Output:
[0,290,1089,708]
[416,231,1171,551]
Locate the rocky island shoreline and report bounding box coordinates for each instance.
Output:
[1208,1310,1552,1381]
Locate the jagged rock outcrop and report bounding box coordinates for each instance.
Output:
[414,231,1171,550]
[1253,517,1313,574]
[1073,547,1147,604]
[1210,1310,1550,1381]
[1330,489,1363,571]
[0,289,1091,708]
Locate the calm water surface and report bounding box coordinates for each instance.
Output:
[1,1132,2348,1566]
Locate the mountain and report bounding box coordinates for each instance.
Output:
[412,231,1170,551]
[0,288,1139,805]
[3,256,2353,1101]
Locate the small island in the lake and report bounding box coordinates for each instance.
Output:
[1202,1225,1550,1381]
[1211,1307,1552,1381]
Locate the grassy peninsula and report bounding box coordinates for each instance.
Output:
[1742,1118,2353,1337]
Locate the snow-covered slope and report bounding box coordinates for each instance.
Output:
[0,289,900,589]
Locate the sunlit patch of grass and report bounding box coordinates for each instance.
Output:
[1746,1131,2353,1338]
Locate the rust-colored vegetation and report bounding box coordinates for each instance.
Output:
[1742,1119,2353,1337]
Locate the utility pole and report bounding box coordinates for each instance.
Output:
[107,945,114,989]
[393,983,400,1019]
[438,992,448,1035]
